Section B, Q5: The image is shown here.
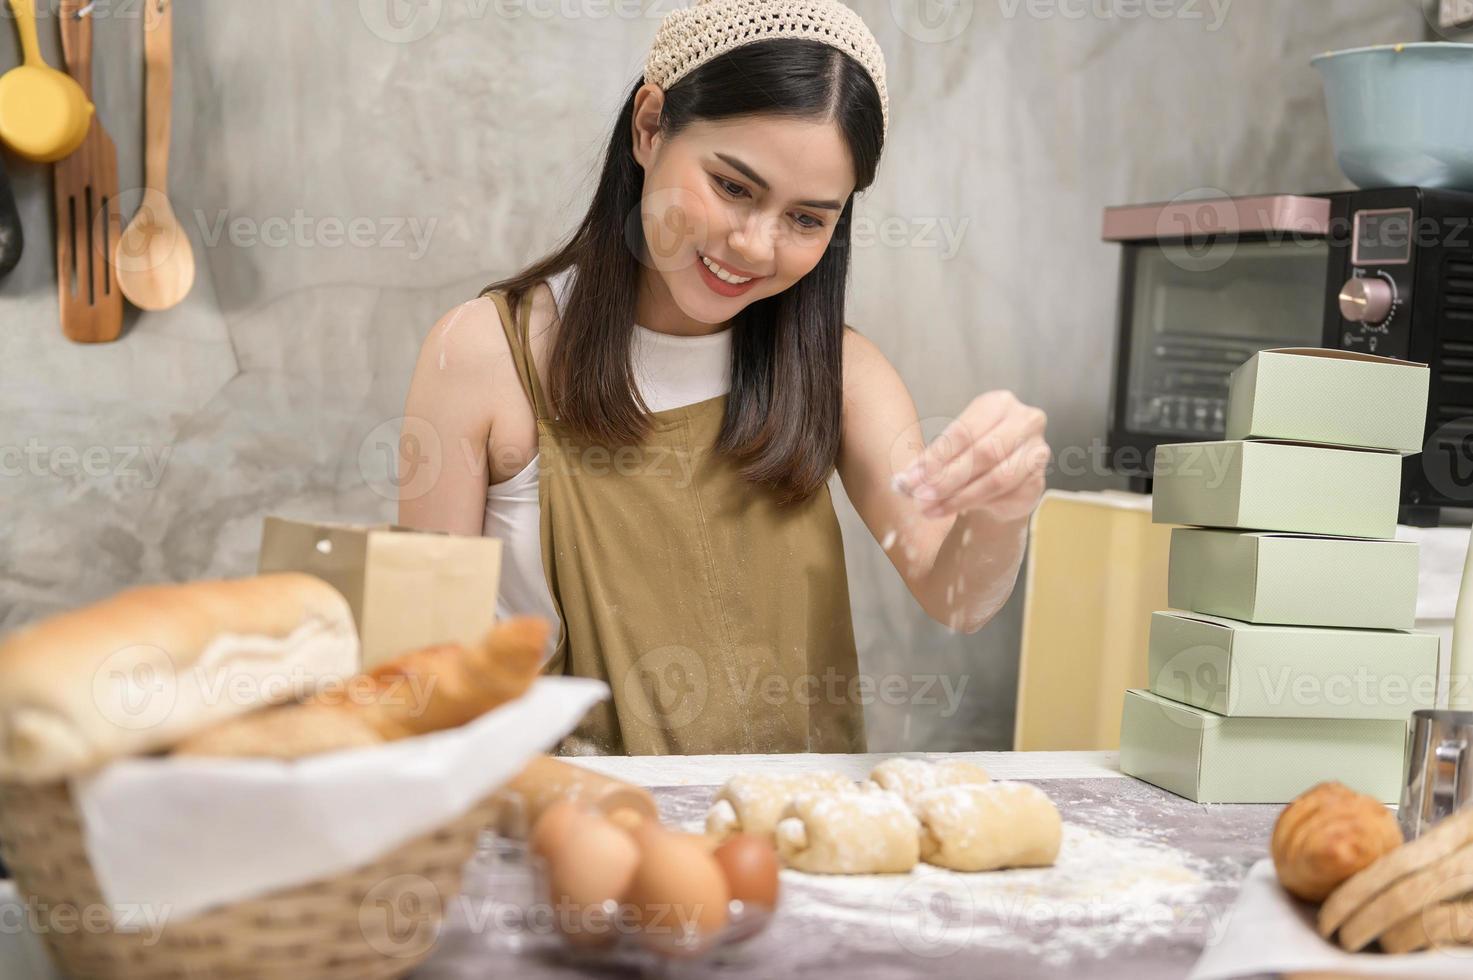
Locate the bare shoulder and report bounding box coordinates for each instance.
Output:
[417,294,514,380]
[416,281,558,386]
[841,325,907,403]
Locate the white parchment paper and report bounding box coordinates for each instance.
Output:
[1189,859,1473,980]
[70,676,607,925]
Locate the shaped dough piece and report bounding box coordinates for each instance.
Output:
[706,770,856,843]
[914,781,1062,872]
[868,757,991,809]
[775,787,920,874]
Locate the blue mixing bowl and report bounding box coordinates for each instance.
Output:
[1312,42,1473,190]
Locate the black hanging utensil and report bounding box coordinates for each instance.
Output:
[0,155,21,281]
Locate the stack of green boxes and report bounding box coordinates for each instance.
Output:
[1119,348,1437,803]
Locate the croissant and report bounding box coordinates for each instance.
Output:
[1271,781,1403,903]
[173,617,548,759]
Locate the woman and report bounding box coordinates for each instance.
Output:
[400,0,1050,756]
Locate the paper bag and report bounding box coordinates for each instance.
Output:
[257,516,502,669]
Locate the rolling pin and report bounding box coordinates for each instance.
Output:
[504,756,658,837]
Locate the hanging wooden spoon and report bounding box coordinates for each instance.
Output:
[114,0,193,311]
[56,0,124,342]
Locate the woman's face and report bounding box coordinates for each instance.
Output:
[631,85,857,331]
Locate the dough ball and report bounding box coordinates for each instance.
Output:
[775,786,920,874]
[706,770,855,843]
[914,781,1061,871]
[868,757,991,809]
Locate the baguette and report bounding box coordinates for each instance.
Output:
[0,574,358,783]
[173,616,549,759]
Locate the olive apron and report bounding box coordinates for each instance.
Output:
[485,288,866,756]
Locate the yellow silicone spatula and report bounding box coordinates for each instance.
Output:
[0,0,95,162]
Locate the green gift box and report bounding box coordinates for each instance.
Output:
[1167,528,1420,629]
[1119,689,1406,803]
[1147,610,1438,720]
[1152,440,1401,538]
[1225,347,1429,454]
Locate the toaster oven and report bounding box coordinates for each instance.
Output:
[1103,187,1473,525]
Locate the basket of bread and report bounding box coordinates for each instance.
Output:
[1273,781,1473,954]
[0,573,607,980]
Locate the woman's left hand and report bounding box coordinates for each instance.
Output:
[892,390,1051,522]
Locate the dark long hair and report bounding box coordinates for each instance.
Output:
[482,38,884,504]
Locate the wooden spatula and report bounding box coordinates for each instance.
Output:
[54,0,122,342]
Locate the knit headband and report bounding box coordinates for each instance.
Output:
[644,0,890,138]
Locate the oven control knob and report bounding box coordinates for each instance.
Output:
[1339,277,1394,325]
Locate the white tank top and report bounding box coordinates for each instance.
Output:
[483,265,733,661]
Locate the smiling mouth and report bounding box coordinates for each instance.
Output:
[698,252,761,284]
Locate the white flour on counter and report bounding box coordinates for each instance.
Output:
[757,823,1220,966]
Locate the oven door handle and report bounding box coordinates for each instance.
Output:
[1102,194,1331,242]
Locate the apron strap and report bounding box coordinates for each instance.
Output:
[485,287,553,421]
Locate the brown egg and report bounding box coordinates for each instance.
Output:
[713,834,780,910]
[625,822,731,955]
[530,799,581,861]
[545,811,640,948]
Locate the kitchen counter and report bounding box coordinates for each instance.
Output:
[0,752,1278,980]
[428,751,1277,979]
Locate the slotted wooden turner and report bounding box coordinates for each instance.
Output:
[55,0,122,342]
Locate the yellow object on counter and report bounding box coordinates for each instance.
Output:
[1014,490,1173,751]
[0,0,94,162]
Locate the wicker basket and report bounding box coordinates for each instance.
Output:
[0,779,501,980]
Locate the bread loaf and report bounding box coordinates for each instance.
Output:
[173,617,549,759]
[1320,805,1473,940]
[0,574,358,782]
[1271,782,1403,903]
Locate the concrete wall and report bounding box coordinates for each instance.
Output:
[0,0,1428,749]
